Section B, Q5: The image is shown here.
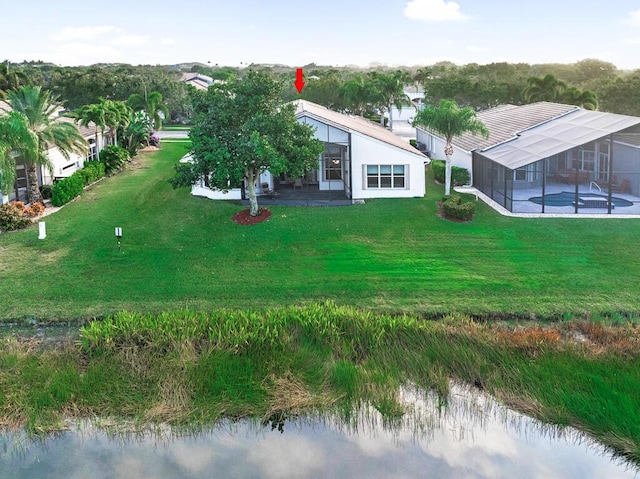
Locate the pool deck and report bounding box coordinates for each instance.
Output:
[456,185,640,218]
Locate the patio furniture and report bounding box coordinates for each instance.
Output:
[293,178,303,191]
[261,182,278,199]
[612,179,631,194]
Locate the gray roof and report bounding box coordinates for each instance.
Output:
[482,109,640,170]
[438,102,578,152]
[294,100,426,158]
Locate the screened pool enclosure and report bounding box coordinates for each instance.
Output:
[472,114,640,215]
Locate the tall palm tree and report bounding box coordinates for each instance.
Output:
[522,74,567,103]
[369,71,411,129]
[3,86,88,203]
[413,99,488,196]
[70,102,106,161]
[0,111,37,203]
[341,75,372,116]
[127,91,169,131]
[103,99,131,144]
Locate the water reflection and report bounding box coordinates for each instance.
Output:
[1,384,637,479]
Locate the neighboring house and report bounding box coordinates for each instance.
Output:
[0,100,109,205]
[416,102,640,215]
[190,100,428,203]
[181,72,215,91]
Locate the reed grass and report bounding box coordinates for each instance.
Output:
[2,303,639,463]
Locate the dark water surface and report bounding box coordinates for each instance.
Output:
[1,385,637,479]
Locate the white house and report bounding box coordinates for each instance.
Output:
[0,100,110,205]
[190,100,427,203]
[416,102,640,215]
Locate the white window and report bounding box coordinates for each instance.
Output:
[366,165,406,188]
[513,164,536,182]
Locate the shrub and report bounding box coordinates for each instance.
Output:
[52,172,84,207]
[23,202,45,218]
[40,184,53,199]
[100,145,130,175]
[430,159,471,186]
[0,203,31,231]
[441,194,475,221]
[79,160,105,186]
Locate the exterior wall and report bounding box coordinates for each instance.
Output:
[0,131,107,205]
[416,127,473,184]
[191,181,242,200]
[350,133,425,200]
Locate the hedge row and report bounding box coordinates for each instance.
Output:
[442,194,475,221]
[430,160,471,186]
[51,160,105,207]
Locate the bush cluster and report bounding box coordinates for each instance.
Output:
[100,145,130,175]
[0,202,32,231]
[441,194,475,221]
[430,160,471,186]
[52,173,84,207]
[78,160,105,186]
[51,160,107,207]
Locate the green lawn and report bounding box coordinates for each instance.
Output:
[1,142,640,321]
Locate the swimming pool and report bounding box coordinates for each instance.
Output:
[528,191,633,208]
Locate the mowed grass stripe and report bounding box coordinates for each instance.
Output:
[1,142,640,320]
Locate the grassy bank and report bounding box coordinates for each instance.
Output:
[1,142,640,320]
[1,304,639,463]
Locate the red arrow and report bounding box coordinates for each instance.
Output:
[294,68,305,93]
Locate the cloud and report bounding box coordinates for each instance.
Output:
[52,25,119,42]
[627,9,640,25]
[625,37,640,44]
[110,34,151,47]
[404,0,467,22]
[48,25,172,65]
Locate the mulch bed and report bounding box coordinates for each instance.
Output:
[232,208,272,225]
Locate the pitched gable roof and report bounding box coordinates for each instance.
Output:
[294,100,426,158]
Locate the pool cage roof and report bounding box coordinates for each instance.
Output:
[480,109,640,170]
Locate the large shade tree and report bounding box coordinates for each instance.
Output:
[413,99,488,196]
[172,71,324,216]
[3,86,88,203]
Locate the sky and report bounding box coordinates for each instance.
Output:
[1,0,640,70]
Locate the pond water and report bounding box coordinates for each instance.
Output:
[1,384,637,479]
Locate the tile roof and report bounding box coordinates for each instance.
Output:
[293,100,426,158]
[417,102,578,152]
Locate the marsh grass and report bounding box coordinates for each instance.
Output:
[2,303,640,463]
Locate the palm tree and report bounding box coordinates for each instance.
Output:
[559,87,598,110]
[103,99,131,144]
[0,62,29,99]
[70,103,106,161]
[0,111,37,203]
[522,74,567,103]
[341,75,372,116]
[3,86,88,203]
[127,91,169,130]
[369,71,411,129]
[413,99,488,196]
